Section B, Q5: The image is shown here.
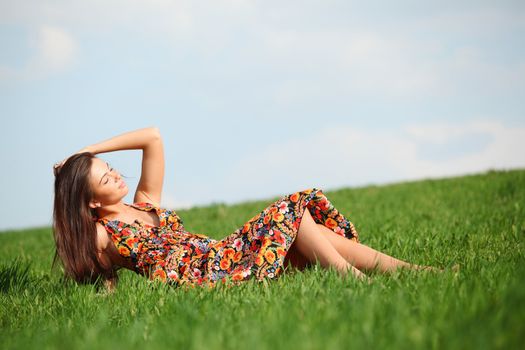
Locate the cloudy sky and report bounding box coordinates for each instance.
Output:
[1,0,524,231]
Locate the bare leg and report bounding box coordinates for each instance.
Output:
[316,223,441,273]
[287,209,369,281]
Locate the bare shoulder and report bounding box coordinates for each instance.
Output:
[95,222,111,251]
[95,222,117,269]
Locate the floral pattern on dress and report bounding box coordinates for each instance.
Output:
[97,188,360,288]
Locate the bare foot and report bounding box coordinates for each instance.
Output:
[353,273,373,284]
[350,269,372,284]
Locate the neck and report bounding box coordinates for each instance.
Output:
[95,201,129,219]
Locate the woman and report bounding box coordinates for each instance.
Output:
[52,127,441,291]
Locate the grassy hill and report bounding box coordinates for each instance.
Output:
[1,169,524,349]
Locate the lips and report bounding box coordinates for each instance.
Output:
[119,180,126,189]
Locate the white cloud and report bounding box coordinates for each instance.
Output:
[0,25,78,81]
[34,25,77,71]
[2,1,523,100]
[338,32,441,97]
[215,120,525,202]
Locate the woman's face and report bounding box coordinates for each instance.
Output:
[89,157,128,207]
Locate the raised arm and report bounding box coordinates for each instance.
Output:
[58,126,165,207]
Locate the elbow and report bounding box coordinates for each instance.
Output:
[149,126,162,141]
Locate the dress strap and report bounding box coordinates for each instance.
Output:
[130,202,159,211]
[93,216,117,236]
[96,217,109,225]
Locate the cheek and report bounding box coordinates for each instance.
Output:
[92,184,112,198]
[91,186,103,199]
[96,184,127,199]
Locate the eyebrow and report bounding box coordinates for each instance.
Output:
[98,162,111,185]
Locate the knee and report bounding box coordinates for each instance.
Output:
[298,209,315,234]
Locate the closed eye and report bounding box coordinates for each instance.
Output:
[104,168,114,184]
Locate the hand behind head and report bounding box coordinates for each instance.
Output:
[53,160,66,177]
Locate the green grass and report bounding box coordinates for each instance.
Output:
[1,169,524,349]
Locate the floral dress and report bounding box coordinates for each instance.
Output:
[96,188,360,288]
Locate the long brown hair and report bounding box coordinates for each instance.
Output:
[52,152,115,284]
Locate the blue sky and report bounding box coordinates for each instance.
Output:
[1,0,524,231]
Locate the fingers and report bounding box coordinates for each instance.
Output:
[53,159,66,176]
[53,148,93,176]
[53,163,61,176]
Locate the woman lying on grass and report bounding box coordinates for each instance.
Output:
[52,127,446,292]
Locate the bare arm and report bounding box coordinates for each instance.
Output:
[82,127,165,206]
[96,223,119,293]
[55,126,165,206]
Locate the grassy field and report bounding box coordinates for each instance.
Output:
[1,169,524,349]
